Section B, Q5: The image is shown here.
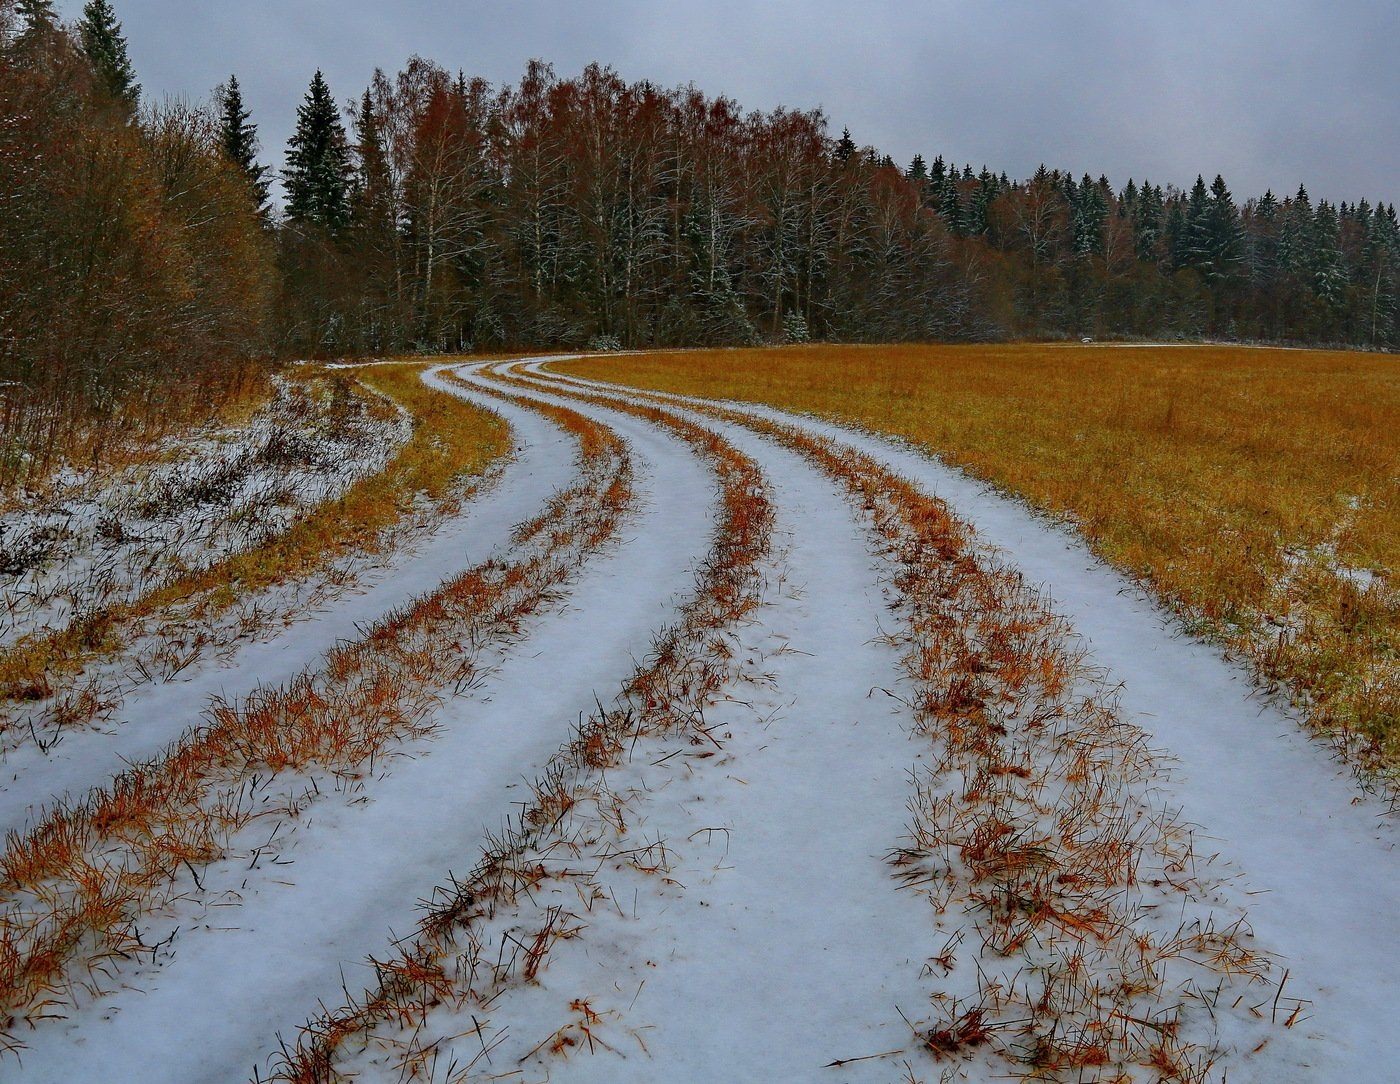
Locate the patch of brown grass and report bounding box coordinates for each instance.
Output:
[566,344,1400,779]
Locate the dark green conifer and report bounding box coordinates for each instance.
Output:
[79,0,140,111]
[284,71,353,233]
[217,75,270,214]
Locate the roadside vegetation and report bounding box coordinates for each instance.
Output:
[567,343,1400,781]
[0,363,508,748]
[0,373,613,1035]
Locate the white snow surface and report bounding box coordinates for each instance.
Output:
[6,364,721,1083]
[3,356,1396,1083]
[545,360,1400,1082]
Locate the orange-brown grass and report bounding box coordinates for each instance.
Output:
[269,363,773,1083]
[0,384,626,1039]
[566,344,1400,780]
[0,363,509,738]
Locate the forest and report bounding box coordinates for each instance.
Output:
[2,0,1397,485]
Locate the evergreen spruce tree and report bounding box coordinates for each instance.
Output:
[967,167,996,236]
[1071,173,1105,255]
[79,0,140,111]
[16,0,57,26]
[928,155,948,206]
[938,173,964,235]
[905,154,928,185]
[216,75,270,215]
[1308,200,1345,306]
[1251,189,1280,286]
[1166,196,1189,271]
[284,71,353,233]
[1280,184,1313,277]
[1195,174,1244,283]
[14,0,58,48]
[1133,182,1164,263]
[352,90,396,240]
[1120,178,1139,213]
[1182,175,1212,272]
[833,127,856,166]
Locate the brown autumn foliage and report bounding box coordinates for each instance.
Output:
[0,5,274,489]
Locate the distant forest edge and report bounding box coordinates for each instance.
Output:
[2,2,1398,483]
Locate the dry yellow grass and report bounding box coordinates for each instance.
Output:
[566,343,1400,779]
[0,361,509,718]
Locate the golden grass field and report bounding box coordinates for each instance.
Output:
[566,343,1400,780]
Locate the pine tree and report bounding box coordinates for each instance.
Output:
[1309,200,1345,306]
[216,75,270,214]
[79,0,140,111]
[938,174,964,235]
[1133,182,1164,263]
[13,0,58,47]
[906,154,928,184]
[1071,172,1105,255]
[351,89,396,240]
[1250,189,1280,285]
[1181,175,1211,272]
[927,155,948,206]
[284,71,353,233]
[967,167,996,236]
[1120,178,1139,213]
[1280,184,1313,276]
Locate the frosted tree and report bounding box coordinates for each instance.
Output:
[284,71,353,233]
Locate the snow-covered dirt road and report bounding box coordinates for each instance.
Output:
[2,358,1394,1083]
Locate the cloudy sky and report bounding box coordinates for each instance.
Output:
[53,0,1399,204]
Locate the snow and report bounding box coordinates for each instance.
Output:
[548,361,1400,1081]
[356,363,937,1080]
[5,364,720,1083]
[3,355,1396,1082]
[0,377,411,651]
[0,368,556,835]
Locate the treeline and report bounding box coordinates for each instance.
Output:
[0,1,273,486]
[2,3,1397,483]
[277,57,1396,354]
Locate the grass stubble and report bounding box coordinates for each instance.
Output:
[0,363,510,754]
[265,362,774,1082]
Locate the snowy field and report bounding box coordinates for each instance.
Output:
[0,358,1394,1083]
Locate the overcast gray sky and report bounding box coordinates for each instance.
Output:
[53,1,1399,204]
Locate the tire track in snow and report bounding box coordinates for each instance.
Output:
[257,359,938,1082]
[2,366,719,1080]
[545,361,1400,1082]
[0,368,563,839]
